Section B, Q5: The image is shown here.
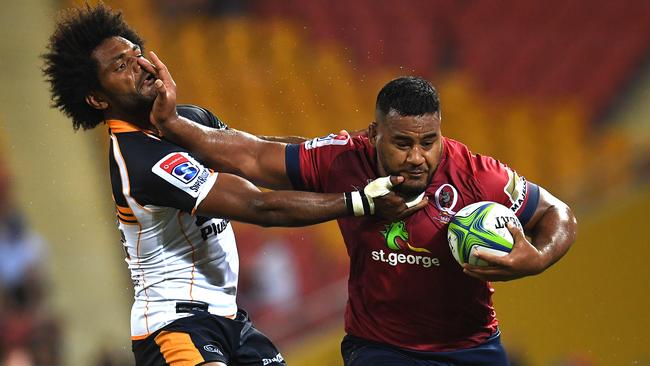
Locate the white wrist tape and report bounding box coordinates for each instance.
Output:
[363,176,393,198]
[351,191,366,216]
[405,192,425,208]
[344,191,374,216]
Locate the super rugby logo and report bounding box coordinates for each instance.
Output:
[305,133,349,150]
[160,153,199,183]
[152,152,213,198]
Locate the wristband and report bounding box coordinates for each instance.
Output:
[345,191,374,216]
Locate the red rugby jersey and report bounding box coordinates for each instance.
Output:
[285,134,539,352]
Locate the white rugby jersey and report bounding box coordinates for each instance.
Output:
[108,105,238,339]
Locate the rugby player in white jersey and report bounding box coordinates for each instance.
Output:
[42,4,426,365]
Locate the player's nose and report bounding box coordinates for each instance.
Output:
[406,146,426,165]
[132,56,142,73]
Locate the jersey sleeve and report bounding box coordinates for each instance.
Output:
[124,138,218,214]
[285,133,352,192]
[473,155,540,226]
[177,104,228,130]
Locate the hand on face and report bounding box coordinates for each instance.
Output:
[462,223,545,282]
[370,175,429,220]
[137,51,178,132]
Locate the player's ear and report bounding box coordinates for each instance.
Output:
[368,122,378,144]
[85,92,109,111]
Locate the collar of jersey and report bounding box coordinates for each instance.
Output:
[107,119,157,135]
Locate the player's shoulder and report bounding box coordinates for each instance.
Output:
[444,137,501,177]
[111,127,186,173]
[177,104,228,130]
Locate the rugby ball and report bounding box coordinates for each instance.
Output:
[447,201,522,266]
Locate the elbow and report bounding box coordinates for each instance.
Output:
[564,205,578,245]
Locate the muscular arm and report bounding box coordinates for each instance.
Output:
[521,187,577,270]
[198,173,348,227]
[162,121,293,189]
[464,187,578,281]
[137,52,293,190]
[137,52,428,225]
[198,173,427,226]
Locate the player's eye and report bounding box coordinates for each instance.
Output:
[117,62,126,71]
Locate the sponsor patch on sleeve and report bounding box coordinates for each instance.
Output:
[503,167,527,212]
[304,133,350,150]
[152,152,212,198]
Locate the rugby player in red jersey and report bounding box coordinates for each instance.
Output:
[145,54,577,364]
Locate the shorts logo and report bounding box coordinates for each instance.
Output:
[304,133,349,150]
[262,353,284,365]
[159,153,199,183]
[203,344,223,355]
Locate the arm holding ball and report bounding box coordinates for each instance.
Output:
[463,187,577,282]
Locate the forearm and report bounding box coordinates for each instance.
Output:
[161,117,291,189]
[161,116,253,172]
[246,191,350,227]
[530,203,577,271]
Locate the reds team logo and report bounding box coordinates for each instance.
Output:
[159,153,199,183]
[434,184,459,216]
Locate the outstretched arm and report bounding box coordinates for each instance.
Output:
[199,174,426,227]
[138,52,294,190]
[137,52,428,225]
[463,187,578,282]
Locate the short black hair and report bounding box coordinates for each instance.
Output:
[375,76,440,117]
[42,3,144,130]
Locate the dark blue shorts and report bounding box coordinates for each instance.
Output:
[341,331,510,366]
[132,308,285,366]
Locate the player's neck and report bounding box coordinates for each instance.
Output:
[104,110,158,134]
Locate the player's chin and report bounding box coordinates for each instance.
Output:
[394,179,427,198]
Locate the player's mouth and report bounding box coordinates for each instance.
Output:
[404,170,426,179]
[138,72,156,92]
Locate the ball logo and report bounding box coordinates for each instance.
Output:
[159,153,199,183]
